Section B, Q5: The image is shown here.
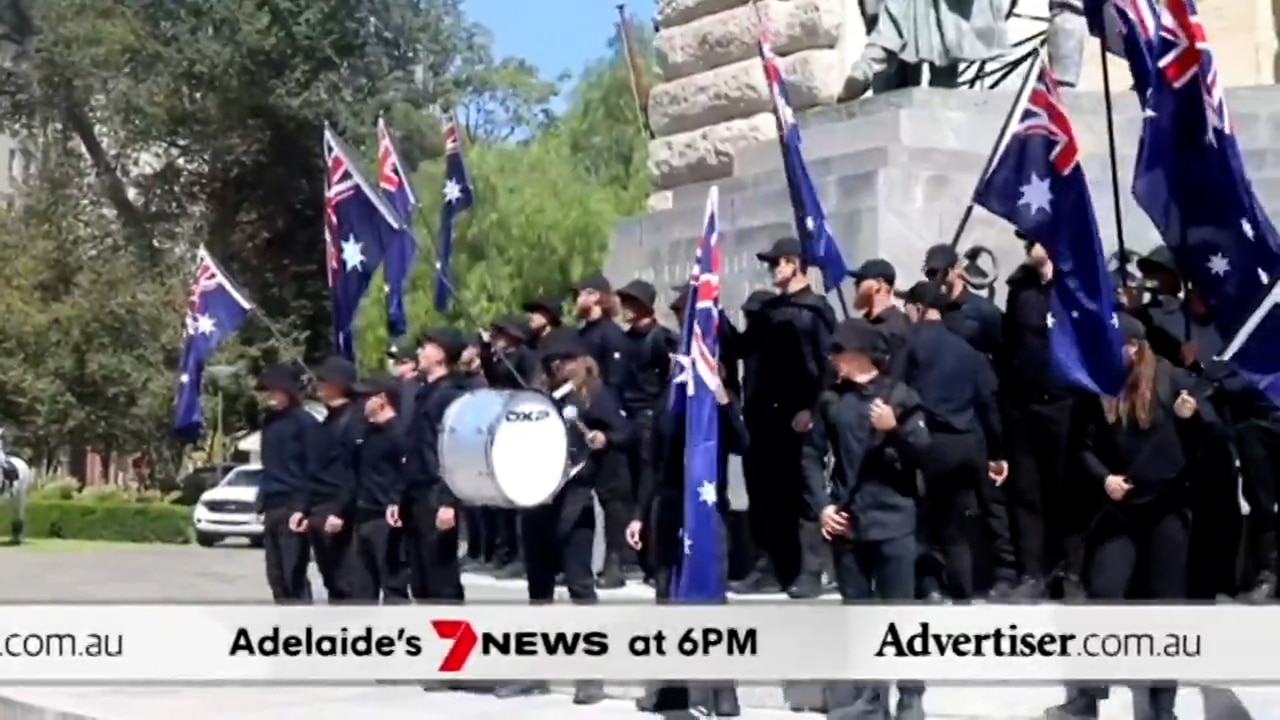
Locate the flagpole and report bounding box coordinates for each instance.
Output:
[947,44,1046,250]
[1097,36,1130,282]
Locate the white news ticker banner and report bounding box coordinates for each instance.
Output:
[0,604,1263,683]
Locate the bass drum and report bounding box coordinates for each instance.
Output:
[438,388,570,508]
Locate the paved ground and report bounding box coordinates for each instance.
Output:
[0,542,1276,718]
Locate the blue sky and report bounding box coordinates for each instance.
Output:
[465,0,652,86]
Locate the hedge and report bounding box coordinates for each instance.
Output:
[0,500,192,544]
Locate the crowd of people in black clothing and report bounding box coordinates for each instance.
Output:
[250,229,1280,720]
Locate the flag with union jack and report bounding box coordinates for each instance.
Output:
[376,116,419,341]
[435,116,474,313]
[756,19,849,290]
[672,185,727,602]
[173,246,253,440]
[324,125,404,360]
[972,54,1127,396]
[1129,0,1280,400]
[1083,0,1159,103]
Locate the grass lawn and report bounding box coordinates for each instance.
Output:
[0,538,168,552]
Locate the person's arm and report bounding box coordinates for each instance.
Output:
[886,402,931,465]
[804,304,837,407]
[1078,404,1113,485]
[585,389,633,449]
[801,393,834,519]
[718,394,749,456]
[633,409,664,523]
[974,358,1004,460]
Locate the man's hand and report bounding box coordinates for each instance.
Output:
[791,410,813,433]
[385,505,401,528]
[869,398,897,432]
[323,515,344,534]
[1104,475,1132,502]
[1173,391,1198,419]
[625,520,643,551]
[586,431,607,449]
[435,505,457,531]
[287,512,307,533]
[819,504,851,540]
[988,460,1009,485]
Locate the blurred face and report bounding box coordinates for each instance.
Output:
[417,341,445,369]
[905,303,924,323]
[460,346,480,370]
[527,312,548,333]
[393,360,416,380]
[1123,339,1141,365]
[1026,241,1050,267]
[769,257,800,288]
[491,331,512,353]
[364,393,390,420]
[620,297,648,324]
[855,278,889,310]
[575,289,600,316]
[829,348,861,379]
[317,381,345,404]
[263,389,289,410]
[552,356,581,383]
[1145,268,1181,296]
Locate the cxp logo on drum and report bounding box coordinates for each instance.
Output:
[505,408,551,422]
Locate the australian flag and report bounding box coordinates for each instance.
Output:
[435,117,474,313]
[173,247,252,441]
[1129,0,1280,400]
[376,116,419,341]
[1083,0,1159,104]
[324,126,404,360]
[757,24,849,290]
[973,55,1128,396]
[672,186,727,602]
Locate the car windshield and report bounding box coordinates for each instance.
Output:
[221,469,262,488]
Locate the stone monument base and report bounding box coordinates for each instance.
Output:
[606,86,1280,317]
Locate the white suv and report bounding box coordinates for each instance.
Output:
[192,465,264,547]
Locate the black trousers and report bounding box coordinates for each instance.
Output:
[1076,499,1189,713]
[827,533,921,712]
[1236,418,1280,582]
[918,430,1003,599]
[309,514,356,603]
[1186,434,1242,598]
[491,509,520,565]
[262,509,312,603]
[1003,393,1083,581]
[743,408,810,587]
[624,409,658,571]
[593,449,632,568]
[404,497,464,601]
[463,506,489,561]
[352,515,410,603]
[522,494,596,602]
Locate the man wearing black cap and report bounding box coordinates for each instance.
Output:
[1002,235,1084,600]
[750,236,838,599]
[521,296,562,350]
[921,243,1003,360]
[900,282,1015,600]
[387,345,420,421]
[802,317,930,719]
[850,257,911,380]
[350,373,410,602]
[612,278,679,587]
[255,363,319,603]
[308,356,365,602]
[571,273,629,394]
[392,327,469,602]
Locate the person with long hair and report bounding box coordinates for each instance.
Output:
[491,327,630,705]
[1046,314,1221,720]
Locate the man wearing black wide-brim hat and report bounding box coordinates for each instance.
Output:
[521,295,563,351]
[255,362,319,603]
[308,355,365,602]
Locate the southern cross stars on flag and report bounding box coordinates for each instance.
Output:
[376,116,419,341]
[673,185,727,603]
[323,125,403,360]
[973,53,1127,396]
[434,116,474,313]
[756,17,849,290]
[173,246,252,440]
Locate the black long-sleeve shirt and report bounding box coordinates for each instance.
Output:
[741,286,836,414]
[308,400,364,518]
[801,374,931,541]
[634,387,750,523]
[1079,359,1223,504]
[481,345,541,389]
[1003,265,1066,395]
[578,317,630,393]
[868,305,912,381]
[258,404,321,514]
[905,320,1003,459]
[560,383,633,487]
[942,287,1003,362]
[356,415,406,517]
[397,373,467,506]
[620,322,679,413]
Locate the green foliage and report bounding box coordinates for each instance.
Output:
[0,501,192,544]
[30,478,180,505]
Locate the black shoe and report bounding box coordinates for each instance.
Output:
[622,563,645,580]
[493,561,524,579]
[713,687,741,716]
[895,691,925,720]
[1243,572,1276,603]
[1012,576,1046,602]
[786,573,824,599]
[492,681,549,698]
[923,590,947,604]
[1060,574,1087,603]
[730,569,782,594]
[596,554,626,589]
[1044,693,1099,719]
[988,578,1016,601]
[635,685,687,712]
[572,680,607,704]
[460,557,485,573]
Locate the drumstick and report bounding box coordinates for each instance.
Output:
[553,382,594,438]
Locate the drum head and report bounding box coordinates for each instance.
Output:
[490,391,569,507]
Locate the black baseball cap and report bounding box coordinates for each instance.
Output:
[313,356,357,390]
[385,344,416,364]
[830,317,887,356]
[923,245,959,274]
[352,373,400,398]
[897,281,949,311]
[756,237,803,263]
[849,258,896,287]
[416,327,467,363]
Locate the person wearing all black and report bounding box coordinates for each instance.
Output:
[900,281,1014,600]
[349,374,410,603]
[308,357,365,602]
[477,315,541,580]
[742,237,837,599]
[521,295,562,351]
[491,328,623,705]
[1001,235,1084,600]
[920,244,1004,360]
[256,363,319,603]
[802,317,930,720]
[850,258,912,381]
[612,279,680,587]
[391,328,468,603]
[571,273,629,393]
[628,359,748,717]
[388,345,420,422]
[1046,315,1216,720]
